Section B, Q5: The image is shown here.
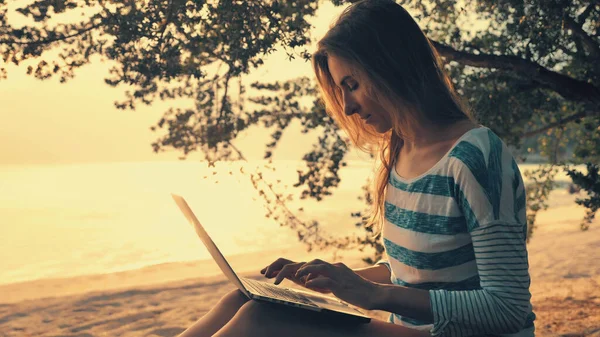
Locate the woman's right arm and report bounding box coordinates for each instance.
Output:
[353,263,392,284]
[261,258,392,289]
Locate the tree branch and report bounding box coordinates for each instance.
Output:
[563,14,600,60]
[0,21,104,45]
[523,110,591,138]
[226,141,247,161]
[217,69,232,122]
[157,0,176,54]
[431,40,600,110]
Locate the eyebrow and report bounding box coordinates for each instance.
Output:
[338,75,352,87]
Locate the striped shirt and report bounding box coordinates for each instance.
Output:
[377,126,535,337]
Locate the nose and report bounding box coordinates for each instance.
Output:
[343,91,359,116]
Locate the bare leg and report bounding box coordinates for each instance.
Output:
[213,300,430,337]
[178,289,250,337]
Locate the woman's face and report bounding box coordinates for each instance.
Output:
[327,55,393,134]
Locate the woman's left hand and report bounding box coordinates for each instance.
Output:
[291,259,382,310]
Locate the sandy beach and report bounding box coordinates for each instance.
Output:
[1,190,599,337]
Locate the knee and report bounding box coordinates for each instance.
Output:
[213,301,273,337]
[217,289,249,309]
[231,300,276,330]
[235,300,272,322]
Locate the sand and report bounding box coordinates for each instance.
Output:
[0,190,599,337]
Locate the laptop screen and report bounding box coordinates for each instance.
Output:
[171,194,250,297]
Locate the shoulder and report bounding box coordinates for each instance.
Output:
[445,127,527,228]
[447,126,516,176]
[448,127,498,165]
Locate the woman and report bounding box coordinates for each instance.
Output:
[178,0,535,336]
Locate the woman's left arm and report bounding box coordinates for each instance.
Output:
[370,282,433,322]
[372,132,534,336]
[368,219,533,335]
[409,131,534,337]
[295,218,532,336]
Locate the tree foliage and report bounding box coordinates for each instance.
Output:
[1,0,598,263]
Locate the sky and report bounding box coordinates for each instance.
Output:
[0,2,348,165]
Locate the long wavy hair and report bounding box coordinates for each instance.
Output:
[312,0,475,233]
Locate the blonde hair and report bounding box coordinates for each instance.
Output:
[312,0,475,233]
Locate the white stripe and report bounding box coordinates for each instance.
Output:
[447,157,495,225]
[383,219,472,253]
[500,144,515,220]
[387,257,478,283]
[476,250,527,259]
[515,170,525,198]
[514,166,527,225]
[386,187,462,217]
[473,237,523,249]
[483,285,531,295]
[463,128,491,167]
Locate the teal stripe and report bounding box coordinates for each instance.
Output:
[512,160,521,224]
[448,141,487,190]
[384,238,475,270]
[515,192,526,213]
[487,129,503,220]
[449,141,489,231]
[455,186,480,232]
[389,173,455,197]
[449,132,506,228]
[384,202,467,235]
[392,274,481,291]
[512,159,527,236]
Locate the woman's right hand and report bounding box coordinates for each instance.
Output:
[260,257,331,294]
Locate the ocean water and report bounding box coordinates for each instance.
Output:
[0,160,371,285]
[0,160,577,286]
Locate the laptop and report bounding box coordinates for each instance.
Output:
[171,194,371,323]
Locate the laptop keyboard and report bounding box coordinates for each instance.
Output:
[241,278,313,305]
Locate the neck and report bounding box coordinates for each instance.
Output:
[400,119,477,152]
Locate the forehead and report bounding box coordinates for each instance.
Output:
[326,55,354,85]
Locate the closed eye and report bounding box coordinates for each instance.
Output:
[346,80,359,92]
[339,75,359,93]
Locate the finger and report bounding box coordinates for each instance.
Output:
[333,262,348,269]
[263,258,292,278]
[295,264,332,279]
[297,272,313,285]
[294,259,327,274]
[274,263,304,285]
[262,264,281,278]
[305,275,336,290]
[273,265,292,285]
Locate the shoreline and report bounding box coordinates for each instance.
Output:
[0,245,370,305]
